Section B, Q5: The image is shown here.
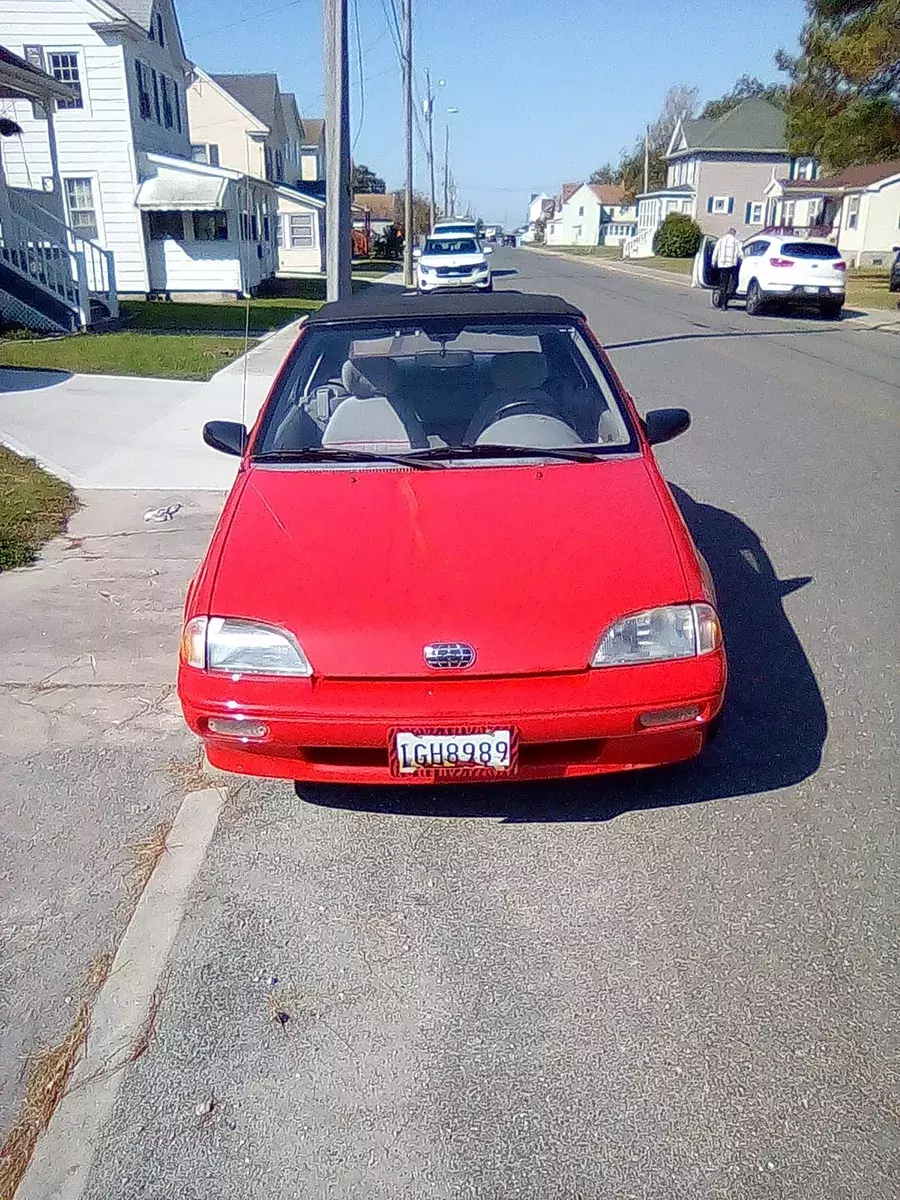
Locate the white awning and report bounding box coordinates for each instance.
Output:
[135,172,229,211]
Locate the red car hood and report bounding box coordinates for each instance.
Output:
[211,461,689,678]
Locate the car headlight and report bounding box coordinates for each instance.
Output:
[180,616,313,676]
[591,603,721,667]
[419,264,432,274]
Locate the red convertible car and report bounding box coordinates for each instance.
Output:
[178,291,726,784]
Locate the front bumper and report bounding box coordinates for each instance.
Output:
[178,652,726,784]
[418,272,491,291]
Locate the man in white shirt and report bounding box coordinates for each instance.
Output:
[712,227,743,309]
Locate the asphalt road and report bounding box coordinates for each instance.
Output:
[21,251,900,1198]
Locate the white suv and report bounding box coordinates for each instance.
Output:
[415,233,493,292]
[696,234,846,317]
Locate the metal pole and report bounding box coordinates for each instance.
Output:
[443,124,450,216]
[425,69,436,232]
[324,0,351,302]
[643,126,649,195]
[402,0,414,286]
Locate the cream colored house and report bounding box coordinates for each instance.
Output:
[764,159,900,266]
[545,183,637,247]
[187,68,326,273]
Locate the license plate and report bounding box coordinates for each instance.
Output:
[391,728,516,776]
[805,285,824,294]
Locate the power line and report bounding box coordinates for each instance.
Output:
[184,0,307,41]
[351,0,364,151]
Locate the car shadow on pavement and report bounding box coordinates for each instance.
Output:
[0,366,73,391]
[299,488,827,823]
[490,269,519,277]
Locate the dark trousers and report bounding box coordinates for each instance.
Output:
[717,265,739,306]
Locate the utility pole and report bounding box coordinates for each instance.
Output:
[443,123,450,215]
[324,0,351,301]
[402,0,414,287]
[424,68,436,232]
[642,125,649,195]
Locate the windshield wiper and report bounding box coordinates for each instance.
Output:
[252,447,444,470]
[409,443,606,464]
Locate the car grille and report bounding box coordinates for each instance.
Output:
[435,265,478,277]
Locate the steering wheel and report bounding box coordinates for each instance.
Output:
[467,399,554,443]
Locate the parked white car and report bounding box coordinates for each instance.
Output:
[694,234,846,318]
[415,234,493,292]
[431,218,479,239]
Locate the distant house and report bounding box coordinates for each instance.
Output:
[354,191,396,237]
[522,192,554,242]
[764,159,900,266]
[545,182,637,247]
[187,69,327,275]
[627,98,810,257]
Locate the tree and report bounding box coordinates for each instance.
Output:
[777,0,900,168]
[390,191,432,239]
[351,163,386,193]
[589,162,618,185]
[616,83,699,198]
[700,74,787,119]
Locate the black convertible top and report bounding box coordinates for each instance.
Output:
[306,288,585,326]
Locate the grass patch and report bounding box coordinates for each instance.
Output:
[0,447,77,571]
[0,331,257,381]
[538,244,623,259]
[627,255,694,274]
[846,268,898,312]
[121,298,319,334]
[352,258,401,275]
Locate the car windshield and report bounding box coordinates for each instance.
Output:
[253,319,637,463]
[424,238,479,255]
[781,242,842,259]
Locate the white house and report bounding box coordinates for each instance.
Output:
[1,0,279,296]
[764,158,900,266]
[187,69,327,275]
[522,191,554,242]
[545,182,637,247]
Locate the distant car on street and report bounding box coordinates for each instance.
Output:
[431,218,480,239]
[415,234,493,292]
[890,246,900,293]
[180,289,726,786]
[695,233,846,317]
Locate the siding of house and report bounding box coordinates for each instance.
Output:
[276,192,324,274]
[696,154,790,237]
[1,0,191,293]
[187,75,267,179]
[836,180,900,264]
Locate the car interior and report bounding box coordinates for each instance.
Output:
[263,326,632,455]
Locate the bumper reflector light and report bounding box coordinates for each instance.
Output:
[207,717,268,740]
[638,705,702,729]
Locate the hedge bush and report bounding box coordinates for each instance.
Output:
[652,213,703,258]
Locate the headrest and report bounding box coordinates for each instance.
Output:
[342,357,399,399]
[488,352,548,391]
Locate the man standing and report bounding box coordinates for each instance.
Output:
[712,227,742,309]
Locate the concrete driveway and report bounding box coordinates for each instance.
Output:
[0,321,300,490]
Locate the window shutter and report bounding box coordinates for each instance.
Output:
[706,196,713,214]
[727,197,734,214]
[744,202,751,224]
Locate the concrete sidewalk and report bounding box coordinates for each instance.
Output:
[0,320,303,490]
[525,246,900,332]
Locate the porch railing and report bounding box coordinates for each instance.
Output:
[5,188,118,321]
[762,223,836,242]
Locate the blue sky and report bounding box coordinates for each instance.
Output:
[179,0,807,225]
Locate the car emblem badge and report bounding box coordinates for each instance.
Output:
[424,642,476,669]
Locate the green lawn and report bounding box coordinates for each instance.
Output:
[0,331,258,381]
[121,297,320,335]
[846,268,899,312]
[0,446,77,571]
[534,244,695,274]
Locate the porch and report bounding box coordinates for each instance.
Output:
[624,186,694,258]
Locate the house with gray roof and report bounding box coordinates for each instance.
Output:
[625,98,817,257]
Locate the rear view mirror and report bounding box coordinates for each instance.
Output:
[203,420,248,457]
[643,408,691,446]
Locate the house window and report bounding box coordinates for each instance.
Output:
[846,195,860,230]
[745,201,765,225]
[173,84,182,133]
[707,195,733,215]
[147,211,185,240]
[48,52,83,109]
[63,177,98,239]
[782,200,796,225]
[791,157,816,181]
[192,211,228,241]
[191,144,220,167]
[578,205,584,216]
[275,216,283,247]
[289,213,314,248]
[135,61,152,120]
[160,76,173,128]
[239,212,259,241]
[150,68,161,122]
[154,11,165,46]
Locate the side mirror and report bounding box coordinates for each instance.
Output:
[643,408,691,446]
[203,420,248,457]
[412,247,421,259]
